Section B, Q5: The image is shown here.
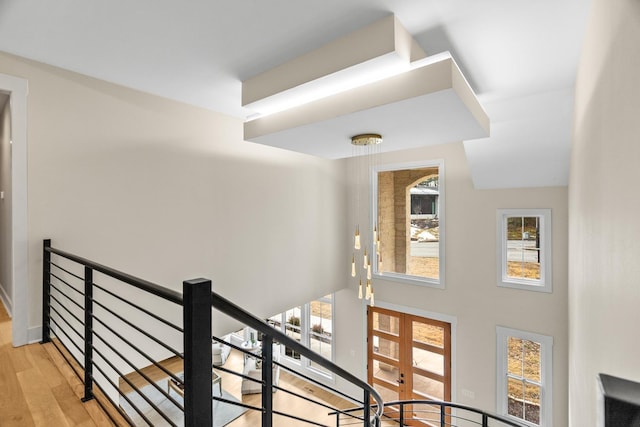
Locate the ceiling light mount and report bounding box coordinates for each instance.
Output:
[351,133,383,146]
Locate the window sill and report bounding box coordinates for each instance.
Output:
[498,279,552,293]
[374,272,444,289]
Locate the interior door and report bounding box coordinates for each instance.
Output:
[368,307,451,425]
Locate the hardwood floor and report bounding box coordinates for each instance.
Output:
[0,300,113,426]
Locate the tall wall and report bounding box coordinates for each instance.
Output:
[0,51,348,338]
[337,142,568,425]
[0,97,11,310]
[569,0,640,425]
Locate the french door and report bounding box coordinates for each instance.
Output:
[367,307,451,425]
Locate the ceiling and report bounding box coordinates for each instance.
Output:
[0,0,591,189]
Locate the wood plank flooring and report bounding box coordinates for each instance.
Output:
[0,300,113,426]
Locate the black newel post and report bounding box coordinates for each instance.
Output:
[82,266,94,402]
[261,334,273,427]
[363,390,371,426]
[41,239,51,344]
[183,278,213,427]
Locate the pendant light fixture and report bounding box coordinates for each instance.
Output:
[351,133,381,306]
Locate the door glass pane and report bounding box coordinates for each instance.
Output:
[413,374,444,400]
[373,335,399,361]
[372,359,399,392]
[413,347,444,376]
[372,380,399,404]
[413,321,444,348]
[373,312,399,335]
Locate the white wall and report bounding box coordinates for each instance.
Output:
[569,0,640,425]
[336,142,568,425]
[0,51,348,339]
[0,97,11,310]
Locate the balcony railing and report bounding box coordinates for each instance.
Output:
[41,239,384,426]
[336,400,528,426]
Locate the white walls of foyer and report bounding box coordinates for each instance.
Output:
[338,142,568,425]
[569,0,640,425]
[0,51,348,339]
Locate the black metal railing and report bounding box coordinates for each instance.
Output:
[335,400,528,427]
[42,239,212,426]
[42,239,384,426]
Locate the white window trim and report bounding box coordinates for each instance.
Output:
[271,296,336,383]
[496,326,553,427]
[373,159,445,289]
[496,209,552,293]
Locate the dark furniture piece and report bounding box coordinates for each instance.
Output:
[599,373,640,427]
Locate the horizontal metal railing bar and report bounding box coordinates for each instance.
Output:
[210,291,384,421]
[92,344,178,427]
[211,336,365,414]
[92,338,184,418]
[339,400,527,427]
[44,242,386,426]
[90,332,184,414]
[92,321,183,387]
[50,282,85,312]
[92,297,183,359]
[50,294,85,329]
[336,418,368,427]
[91,356,156,427]
[46,245,183,306]
[273,383,342,414]
[48,337,85,385]
[211,394,263,414]
[275,359,363,406]
[93,281,183,333]
[49,317,85,359]
[50,271,84,296]
[50,260,84,282]
[212,339,366,423]
[272,409,329,427]
[49,303,84,342]
[335,413,367,423]
[212,334,268,359]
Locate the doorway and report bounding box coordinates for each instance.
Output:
[367,306,451,424]
[0,73,29,346]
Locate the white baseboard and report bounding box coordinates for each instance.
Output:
[28,326,42,344]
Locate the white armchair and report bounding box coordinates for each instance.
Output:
[241,344,280,395]
[212,334,231,366]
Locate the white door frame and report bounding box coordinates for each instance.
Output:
[0,72,29,346]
